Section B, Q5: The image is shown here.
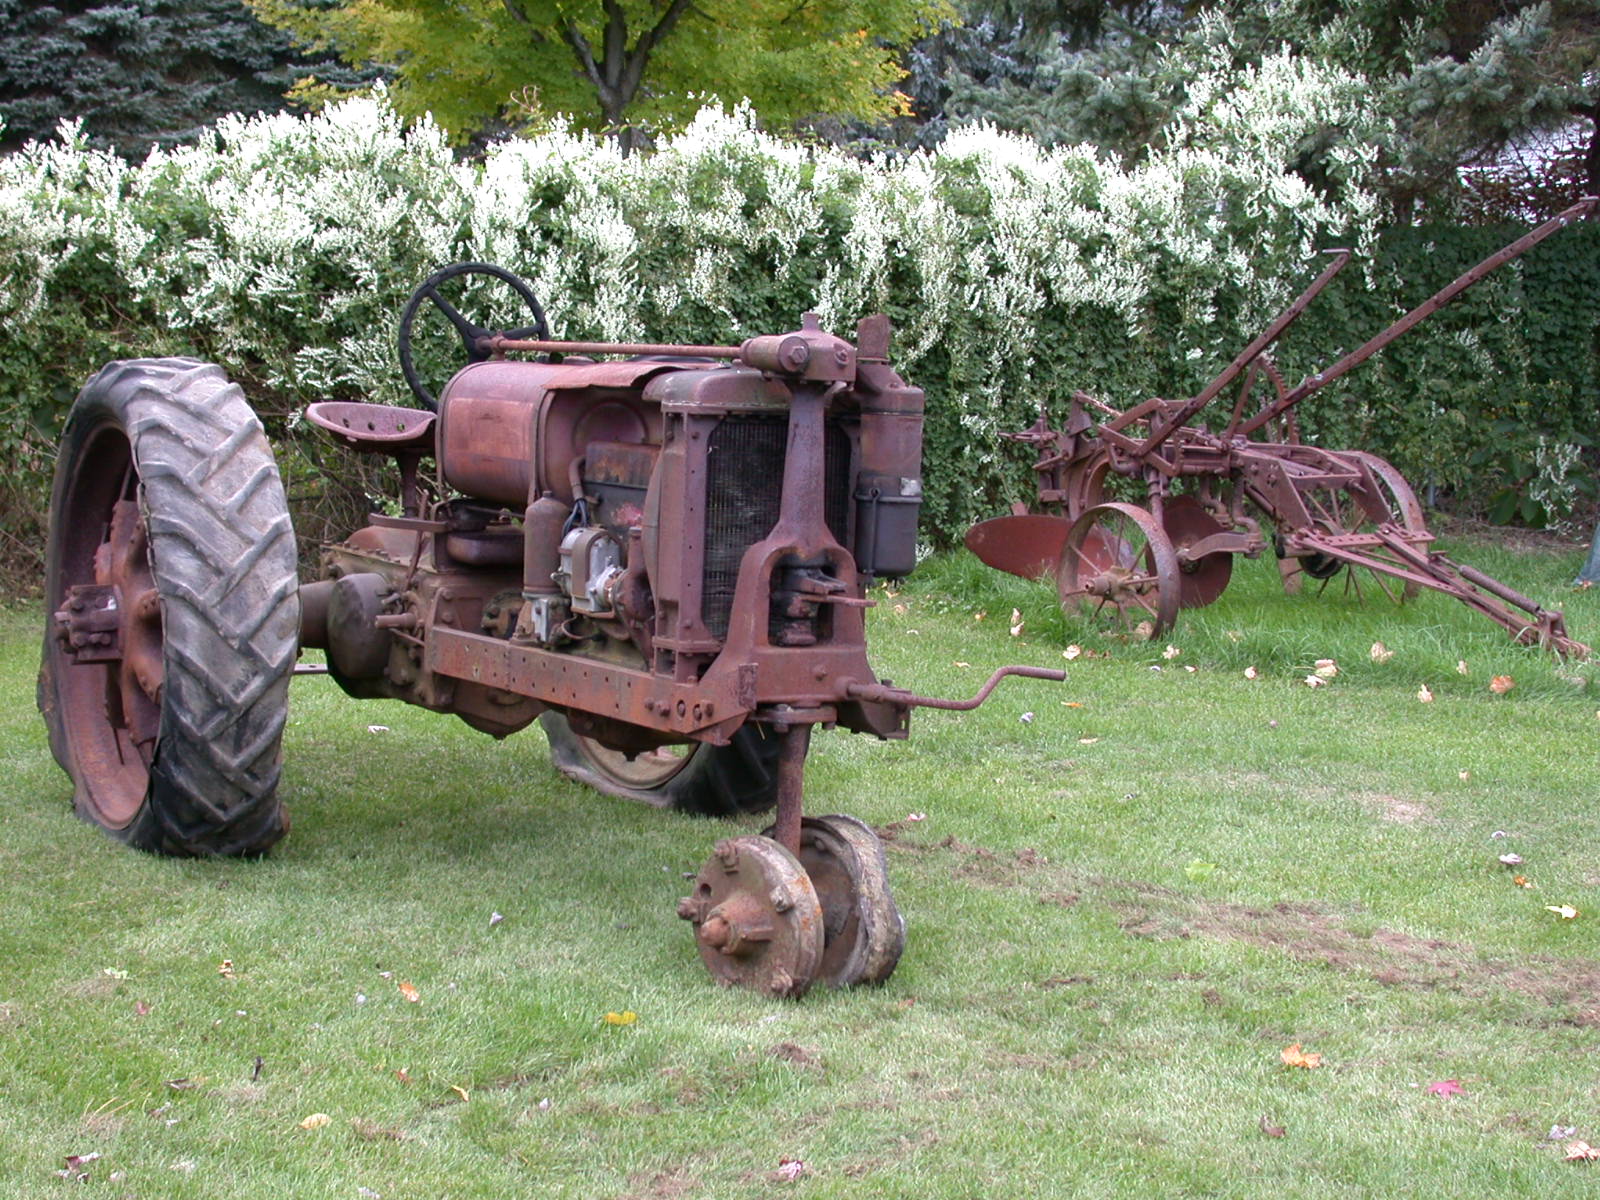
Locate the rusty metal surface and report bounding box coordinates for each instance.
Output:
[964,513,1071,580]
[677,835,824,997]
[969,204,1598,656]
[764,814,905,988]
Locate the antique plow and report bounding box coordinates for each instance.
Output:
[967,198,1597,657]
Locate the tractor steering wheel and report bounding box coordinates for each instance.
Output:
[396,262,551,411]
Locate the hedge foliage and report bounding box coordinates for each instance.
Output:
[1,93,1595,591]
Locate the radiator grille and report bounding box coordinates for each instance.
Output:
[702,416,850,638]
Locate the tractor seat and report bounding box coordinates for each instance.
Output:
[305,402,435,455]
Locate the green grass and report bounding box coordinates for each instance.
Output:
[2,534,1598,1198]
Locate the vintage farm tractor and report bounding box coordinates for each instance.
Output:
[967,199,1597,658]
[38,263,1062,997]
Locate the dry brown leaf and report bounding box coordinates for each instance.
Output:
[1513,875,1534,889]
[298,1113,332,1130]
[1280,1043,1322,1069]
[1244,666,1258,680]
[217,960,235,979]
[603,1010,637,1026]
[1258,1116,1286,1138]
[398,981,420,1003]
[1456,660,1470,676]
[1417,684,1434,703]
[1303,675,1326,688]
[450,1085,469,1102]
[1009,608,1024,637]
[1063,644,1082,660]
[1313,659,1338,678]
[1370,642,1394,664]
[1489,675,1515,694]
[1564,1141,1600,1162]
[1162,644,1181,660]
[1546,904,1580,920]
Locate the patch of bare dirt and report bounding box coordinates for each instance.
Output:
[899,831,1600,1024]
[769,1042,822,1070]
[1360,793,1434,824]
[619,1169,703,1200]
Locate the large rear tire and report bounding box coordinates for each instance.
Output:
[38,359,298,856]
[540,713,781,816]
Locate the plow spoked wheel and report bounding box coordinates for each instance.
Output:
[678,836,824,998]
[1056,502,1180,639]
[539,714,781,816]
[762,815,904,987]
[38,360,298,856]
[1280,453,1426,604]
[1160,496,1234,610]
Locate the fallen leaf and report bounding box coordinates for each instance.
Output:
[358,1189,383,1199]
[1280,1043,1322,1069]
[394,1068,411,1084]
[1062,701,1084,708]
[1417,684,1434,703]
[367,725,389,734]
[1162,644,1181,660]
[1244,666,1258,680]
[217,960,235,979]
[450,1085,469,1102]
[1458,770,1470,781]
[904,812,927,822]
[774,1159,808,1182]
[1370,642,1394,663]
[299,1113,332,1130]
[1009,608,1024,636]
[954,660,970,668]
[1546,905,1580,920]
[1313,658,1338,678]
[1303,675,1326,688]
[893,603,907,616]
[1183,664,1197,673]
[973,610,986,621]
[103,967,129,980]
[1063,644,1082,660]
[603,1010,637,1026]
[1514,875,1534,889]
[1019,711,1034,724]
[1491,830,1510,839]
[1550,1125,1578,1141]
[1258,1116,1286,1138]
[398,980,420,1003]
[1133,620,1154,639]
[1078,736,1099,745]
[134,1000,151,1016]
[1498,852,1524,866]
[488,912,504,928]
[1564,1141,1600,1162]
[1489,674,1515,694]
[1425,1079,1465,1097]
[1456,660,1470,676]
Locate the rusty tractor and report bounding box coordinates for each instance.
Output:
[39,263,1063,997]
[966,199,1596,658]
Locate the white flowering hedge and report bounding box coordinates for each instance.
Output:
[1,81,1593,584]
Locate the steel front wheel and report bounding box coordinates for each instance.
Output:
[1055,502,1180,639]
[38,359,299,855]
[539,713,781,816]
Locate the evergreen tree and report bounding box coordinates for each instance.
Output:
[0,0,349,156]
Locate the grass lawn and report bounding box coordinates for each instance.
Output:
[1,531,1597,1198]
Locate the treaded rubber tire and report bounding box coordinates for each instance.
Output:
[539,713,781,816]
[38,359,298,856]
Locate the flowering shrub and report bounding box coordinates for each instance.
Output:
[1,82,1592,588]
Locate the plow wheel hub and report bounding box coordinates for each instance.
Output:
[1055,502,1180,639]
[678,836,823,997]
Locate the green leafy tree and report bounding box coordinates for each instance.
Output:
[249,0,953,148]
[0,0,346,156]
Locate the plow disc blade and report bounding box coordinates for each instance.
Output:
[964,514,1072,580]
